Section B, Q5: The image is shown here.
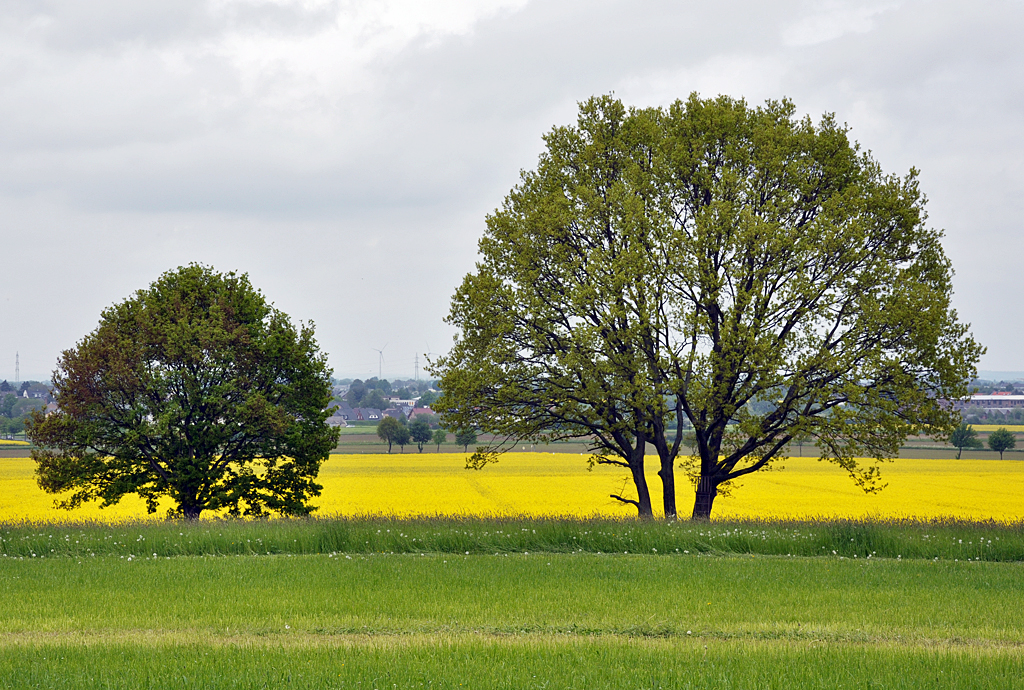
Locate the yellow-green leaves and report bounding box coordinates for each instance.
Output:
[432,94,983,520]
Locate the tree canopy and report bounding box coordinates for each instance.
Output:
[454,429,477,452]
[949,423,982,459]
[987,427,1016,459]
[26,265,339,519]
[377,416,404,453]
[408,418,433,452]
[432,428,447,451]
[431,94,983,520]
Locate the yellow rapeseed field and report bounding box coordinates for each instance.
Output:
[0,440,28,446]
[972,425,1024,432]
[1,452,1022,522]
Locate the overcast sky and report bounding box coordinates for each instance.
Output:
[1,0,1022,382]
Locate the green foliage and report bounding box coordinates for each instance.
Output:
[948,422,982,458]
[987,427,1016,459]
[393,420,411,452]
[455,429,477,452]
[361,389,388,411]
[432,93,983,520]
[345,377,391,407]
[432,428,447,451]
[0,393,15,419]
[0,415,24,435]
[1,385,46,438]
[376,415,403,453]
[25,265,339,519]
[417,389,439,407]
[408,417,432,452]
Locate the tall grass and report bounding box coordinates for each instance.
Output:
[1,516,1021,561]
[2,639,1022,690]
[3,551,1024,640]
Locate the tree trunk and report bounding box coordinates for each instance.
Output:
[658,455,677,519]
[182,504,202,520]
[629,459,654,519]
[691,475,717,521]
[626,440,655,519]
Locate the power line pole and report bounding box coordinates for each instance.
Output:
[414,354,419,382]
[14,352,19,386]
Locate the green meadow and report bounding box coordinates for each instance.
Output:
[1,519,1023,688]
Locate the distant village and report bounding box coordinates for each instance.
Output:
[324,377,441,429]
[5,375,1024,440]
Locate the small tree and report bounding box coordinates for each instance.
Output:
[394,422,411,453]
[988,427,1016,459]
[949,422,982,459]
[455,429,477,452]
[432,428,447,451]
[377,416,402,453]
[409,418,432,452]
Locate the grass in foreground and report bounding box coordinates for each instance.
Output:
[3,637,1021,689]
[1,548,1023,689]
[4,551,1024,639]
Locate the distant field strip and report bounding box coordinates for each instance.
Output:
[2,453,1023,522]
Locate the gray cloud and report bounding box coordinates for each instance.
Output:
[1,0,1021,380]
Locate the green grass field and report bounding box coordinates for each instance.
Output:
[1,519,1023,688]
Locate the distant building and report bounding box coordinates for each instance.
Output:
[408,407,436,423]
[333,403,356,421]
[354,407,382,421]
[954,395,1024,412]
[382,408,406,420]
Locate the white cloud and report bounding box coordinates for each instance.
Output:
[782,1,897,47]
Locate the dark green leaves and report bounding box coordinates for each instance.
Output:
[27,264,338,519]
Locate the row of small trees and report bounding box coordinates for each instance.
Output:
[376,416,476,453]
[949,424,1017,459]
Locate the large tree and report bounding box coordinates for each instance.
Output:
[431,94,983,520]
[26,265,339,519]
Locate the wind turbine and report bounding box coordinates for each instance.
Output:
[371,344,387,380]
[423,343,440,382]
